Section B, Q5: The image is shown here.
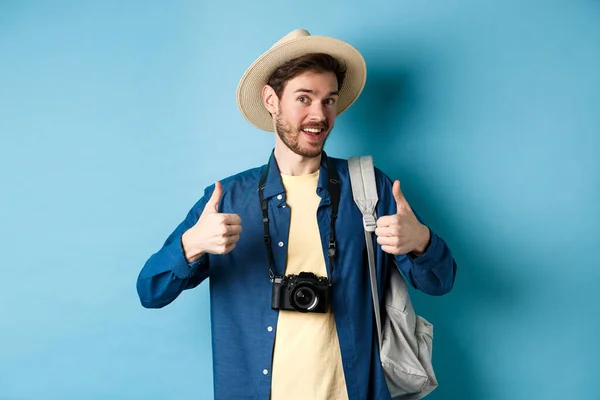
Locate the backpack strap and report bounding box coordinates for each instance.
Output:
[348,156,383,350]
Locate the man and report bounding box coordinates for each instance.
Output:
[137,29,457,400]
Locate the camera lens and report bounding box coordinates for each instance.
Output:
[291,285,319,312]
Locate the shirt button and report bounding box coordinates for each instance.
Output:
[278,242,284,247]
[282,204,286,208]
[263,369,269,375]
[277,194,282,200]
[267,326,273,332]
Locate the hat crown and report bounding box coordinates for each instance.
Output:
[271,29,311,48]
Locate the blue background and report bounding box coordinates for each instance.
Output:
[1,1,599,399]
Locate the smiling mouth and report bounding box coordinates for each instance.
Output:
[301,127,325,135]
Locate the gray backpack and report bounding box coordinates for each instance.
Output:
[348,156,438,399]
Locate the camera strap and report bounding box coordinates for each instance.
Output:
[258,154,340,282]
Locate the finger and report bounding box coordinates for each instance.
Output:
[223,213,242,226]
[223,242,237,254]
[381,245,404,255]
[377,236,399,247]
[375,226,394,237]
[225,224,243,235]
[393,180,411,212]
[205,181,223,213]
[376,215,397,228]
[381,245,394,254]
[224,234,240,245]
[213,241,237,255]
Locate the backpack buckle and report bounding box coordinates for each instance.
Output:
[363,214,377,233]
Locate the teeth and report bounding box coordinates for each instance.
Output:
[303,128,321,133]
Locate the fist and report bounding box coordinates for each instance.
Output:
[182,181,242,262]
[375,180,430,256]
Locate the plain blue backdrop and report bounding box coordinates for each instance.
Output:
[1,1,599,399]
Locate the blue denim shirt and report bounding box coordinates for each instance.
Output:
[136,151,456,400]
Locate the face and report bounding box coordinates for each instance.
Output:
[265,71,339,158]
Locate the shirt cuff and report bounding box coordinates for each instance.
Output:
[163,236,200,279]
[406,231,442,267]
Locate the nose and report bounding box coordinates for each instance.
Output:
[307,102,327,123]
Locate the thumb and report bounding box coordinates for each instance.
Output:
[392,180,411,212]
[205,181,222,213]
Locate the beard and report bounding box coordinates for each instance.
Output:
[275,115,332,158]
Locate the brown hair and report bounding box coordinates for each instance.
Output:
[267,53,347,99]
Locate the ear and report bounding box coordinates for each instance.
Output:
[262,85,279,115]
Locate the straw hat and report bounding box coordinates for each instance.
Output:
[236,29,367,132]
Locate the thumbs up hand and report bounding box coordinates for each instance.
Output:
[375,180,430,257]
[182,181,243,263]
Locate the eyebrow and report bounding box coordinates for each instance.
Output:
[294,88,339,96]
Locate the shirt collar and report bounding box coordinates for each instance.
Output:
[262,150,332,201]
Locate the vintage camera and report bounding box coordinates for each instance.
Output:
[271,272,330,313]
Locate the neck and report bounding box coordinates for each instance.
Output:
[273,143,322,176]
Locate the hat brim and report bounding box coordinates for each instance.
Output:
[236,35,367,132]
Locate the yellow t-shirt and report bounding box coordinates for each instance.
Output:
[270,171,349,400]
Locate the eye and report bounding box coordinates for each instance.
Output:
[324,98,337,106]
[298,96,310,104]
